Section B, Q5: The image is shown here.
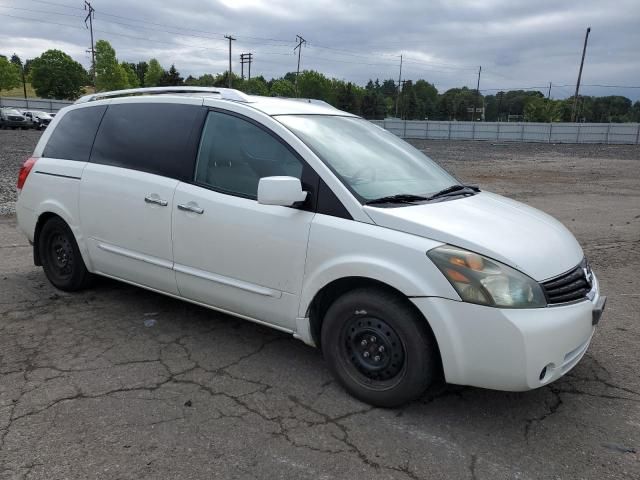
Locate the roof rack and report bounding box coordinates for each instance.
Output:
[75,86,251,104]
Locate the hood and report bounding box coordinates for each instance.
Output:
[364,192,583,281]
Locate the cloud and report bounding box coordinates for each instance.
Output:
[0,0,638,99]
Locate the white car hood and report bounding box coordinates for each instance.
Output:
[364,192,583,281]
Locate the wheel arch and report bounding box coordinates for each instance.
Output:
[306,276,442,367]
[32,209,91,271]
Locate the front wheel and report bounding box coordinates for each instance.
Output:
[321,288,438,407]
[38,216,93,291]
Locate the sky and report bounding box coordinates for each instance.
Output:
[1,0,639,100]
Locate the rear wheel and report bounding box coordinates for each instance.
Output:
[321,288,437,407]
[38,216,93,291]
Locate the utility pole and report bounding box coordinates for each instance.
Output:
[84,1,96,86]
[224,35,236,88]
[571,27,591,122]
[395,54,403,117]
[240,53,253,80]
[471,65,481,121]
[547,81,552,99]
[294,35,306,97]
[21,65,27,99]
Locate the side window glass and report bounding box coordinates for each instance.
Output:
[91,103,204,180]
[195,111,303,198]
[42,106,107,161]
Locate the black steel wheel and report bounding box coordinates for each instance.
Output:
[341,316,406,386]
[321,287,438,407]
[38,216,93,291]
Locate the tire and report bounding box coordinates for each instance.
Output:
[321,287,437,407]
[38,216,93,291]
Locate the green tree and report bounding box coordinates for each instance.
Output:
[121,62,139,88]
[144,58,164,87]
[133,61,148,87]
[239,77,269,95]
[29,49,86,99]
[297,70,332,101]
[0,56,21,91]
[523,97,563,122]
[158,64,183,86]
[95,40,127,91]
[10,53,22,68]
[269,78,295,97]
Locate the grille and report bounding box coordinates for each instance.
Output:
[8,116,24,121]
[542,262,592,305]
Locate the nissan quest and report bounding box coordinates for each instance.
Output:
[15,87,606,407]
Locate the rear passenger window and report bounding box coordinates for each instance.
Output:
[90,103,205,180]
[195,111,303,198]
[42,106,106,161]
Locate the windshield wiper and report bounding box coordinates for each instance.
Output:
[364,193,429,205]
[427,184,480,200]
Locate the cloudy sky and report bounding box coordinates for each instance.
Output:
[1,0,639,100]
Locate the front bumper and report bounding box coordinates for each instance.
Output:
[412,275,605,391]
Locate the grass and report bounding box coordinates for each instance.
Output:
[0,83,96,99]
[0,83,38,98]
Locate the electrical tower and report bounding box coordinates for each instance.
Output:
[294,35,306,97]
[84,1,96,85]
[224,35,236,88]
[240,53,253,80]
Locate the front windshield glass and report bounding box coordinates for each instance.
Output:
[276,115,457,202]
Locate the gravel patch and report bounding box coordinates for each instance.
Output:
[0,129,41,215]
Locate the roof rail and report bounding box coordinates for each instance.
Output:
[75,86,251,104]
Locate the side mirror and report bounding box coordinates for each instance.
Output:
[257,176,308,207]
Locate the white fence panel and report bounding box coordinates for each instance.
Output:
[0,96,73,112]
[374,119,639,144]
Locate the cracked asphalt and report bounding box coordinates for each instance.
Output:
[1,130,639,479]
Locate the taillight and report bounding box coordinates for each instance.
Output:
[17,157,37,191]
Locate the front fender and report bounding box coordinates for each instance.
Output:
[298,215,460,317]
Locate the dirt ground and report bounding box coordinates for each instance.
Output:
[1,129,639,479]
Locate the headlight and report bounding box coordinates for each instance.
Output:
[427,245,547,308]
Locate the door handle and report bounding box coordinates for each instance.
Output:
[177,203,204,214]
[144,195,168,206]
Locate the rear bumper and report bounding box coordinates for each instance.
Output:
[412,275,604,391]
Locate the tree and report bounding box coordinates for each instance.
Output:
[269,78,295,97]
[121,62,139,88]
[95,40,127,91]
[523,97,562,122]
[29,49,86,99]
[133,61,148,87]
[0,56,21,91]
[297,70,332,101]
[158,64,183,86]
[239,77,269,95]
[10,53,22,68]
[144,58,163,87]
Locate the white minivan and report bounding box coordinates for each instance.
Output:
[15,87,606,407]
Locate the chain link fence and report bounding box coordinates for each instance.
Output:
[0,96,73,113]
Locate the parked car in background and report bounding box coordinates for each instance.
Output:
[14,87,606,407]
[0,108,30,129]
[22,111,54,130]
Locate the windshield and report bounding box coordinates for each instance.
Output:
[276,115,457,202]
